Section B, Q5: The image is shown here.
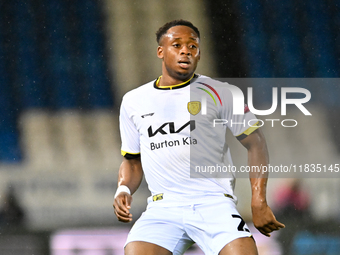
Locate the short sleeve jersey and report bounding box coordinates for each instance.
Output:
[120,75,259,204]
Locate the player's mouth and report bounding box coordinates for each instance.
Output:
[178,59,191,69]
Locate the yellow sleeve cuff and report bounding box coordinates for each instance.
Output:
[236,122,260,141]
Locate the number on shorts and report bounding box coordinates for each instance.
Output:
[232,214,250,232]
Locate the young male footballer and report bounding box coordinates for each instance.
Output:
[113,19,285,255]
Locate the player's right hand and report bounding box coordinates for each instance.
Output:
[252,202,285,237]
[113,192,133,222]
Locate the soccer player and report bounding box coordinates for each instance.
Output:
[113,19,285,255]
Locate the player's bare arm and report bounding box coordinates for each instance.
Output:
[240,128,285,236]
[113,157,143,222]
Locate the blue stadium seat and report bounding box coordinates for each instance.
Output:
[75,0,113,109]
[45,0,77,109]
[0,0,22,162]
[261,0,305,77]
[14,0,46,108]
[301,0,338,77]
[236,0,275,103]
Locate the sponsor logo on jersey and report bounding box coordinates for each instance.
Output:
[152,193,164,201]
[147,120,195,137]
[187,101,201,115]
[141,112,154,118]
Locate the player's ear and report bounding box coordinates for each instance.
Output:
[157,46,163,59]
[197,49,201,62]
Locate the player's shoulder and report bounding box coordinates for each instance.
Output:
[122,79,156,102]
[193,74,235,97]
[194,74,221,84]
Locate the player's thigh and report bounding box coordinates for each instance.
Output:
[125,241,172,255]
[184,197,254,254]
[219,237,258,255]
[125,204,193,254]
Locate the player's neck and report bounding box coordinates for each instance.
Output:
[157,74,194,88]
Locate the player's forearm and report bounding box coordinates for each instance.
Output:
[250,176,268,209]
[240,129,284,235]
[248,135,269,207]
[241,129,270,206]
[118,157,143,195]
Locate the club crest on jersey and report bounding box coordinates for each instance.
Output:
[188,101,201,115]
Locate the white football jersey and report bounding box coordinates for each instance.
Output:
[120,75,259,205]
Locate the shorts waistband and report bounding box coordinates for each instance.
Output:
[151,193,234,202]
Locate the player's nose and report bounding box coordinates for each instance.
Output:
[180,45,191,55]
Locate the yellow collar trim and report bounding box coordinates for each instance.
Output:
[156,74,195,90]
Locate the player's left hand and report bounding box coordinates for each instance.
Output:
[251,202,285,237]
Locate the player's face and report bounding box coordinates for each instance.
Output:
[157,25,200,81]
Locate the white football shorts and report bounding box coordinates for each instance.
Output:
[125,194,253,255]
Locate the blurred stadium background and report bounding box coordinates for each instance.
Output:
[0,0,339,254]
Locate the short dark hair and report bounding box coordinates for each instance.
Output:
[156,19,200,45]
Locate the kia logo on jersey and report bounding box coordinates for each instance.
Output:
[147,120,196,137]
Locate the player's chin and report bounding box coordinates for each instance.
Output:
[176,68,194,78]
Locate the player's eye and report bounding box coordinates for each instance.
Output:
[173,43,180,48]
[189,45,197,49]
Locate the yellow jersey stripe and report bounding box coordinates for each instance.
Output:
[236,121,260,139]
[121,150,140,156]
[156,74,195,90]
